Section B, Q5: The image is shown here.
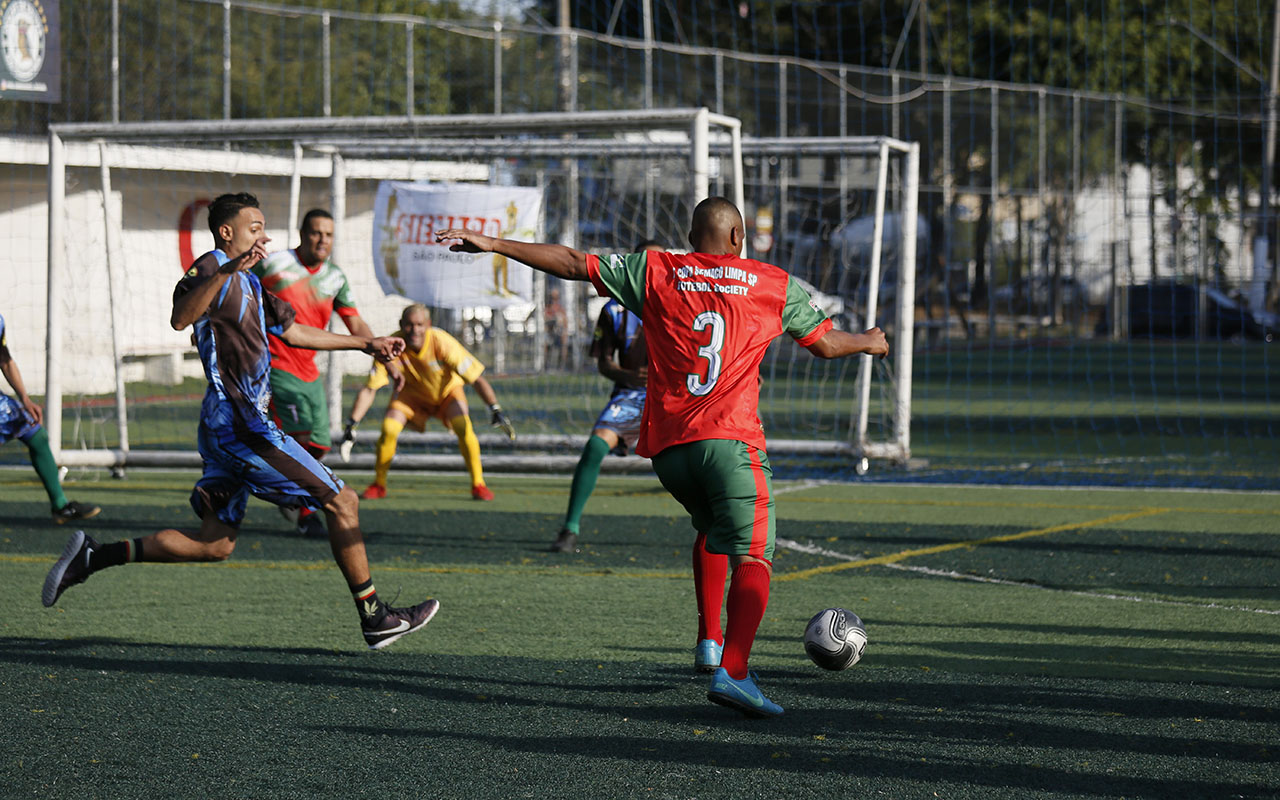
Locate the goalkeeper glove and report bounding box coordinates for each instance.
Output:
[489,404,515,441]
[339,418,357,463]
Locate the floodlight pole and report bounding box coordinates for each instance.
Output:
[110,0,119,123]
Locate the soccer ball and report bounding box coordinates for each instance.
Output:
[803,607,867,670]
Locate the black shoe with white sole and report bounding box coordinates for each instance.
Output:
[43,530,97,607]
[362,598,440,650]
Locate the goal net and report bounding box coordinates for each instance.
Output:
[28,111,916,476]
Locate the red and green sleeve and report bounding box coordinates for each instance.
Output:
[332,271,360,319]
[782,276,833,347]
[586,252,647,316]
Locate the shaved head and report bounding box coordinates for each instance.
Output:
[688,197,745,255]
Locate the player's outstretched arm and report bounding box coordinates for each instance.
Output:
[170,238,270,330]
[597,352,646,386]
[277,325,406,362]
[805,327,889,360]
[435,228,589,281]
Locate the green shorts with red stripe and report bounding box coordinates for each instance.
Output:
[651,439,775,561]
[269,368,331,450]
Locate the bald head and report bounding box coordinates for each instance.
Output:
[688,196,745,256]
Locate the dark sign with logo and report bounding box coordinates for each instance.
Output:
[0,0,58,102]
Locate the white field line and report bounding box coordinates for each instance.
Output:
[777,537,1280,616]
[777,537,863,561]
[772,480,829,496]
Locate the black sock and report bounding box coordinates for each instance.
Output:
[351,579,384,623]
[88,538,143,572]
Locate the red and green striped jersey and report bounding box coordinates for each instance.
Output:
[586,250,832,457]
[252,249,360,382]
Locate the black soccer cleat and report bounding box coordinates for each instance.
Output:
[362,598,440,650]
[550,529,578,553]
[43,530,97,607]
[53,501,101,525]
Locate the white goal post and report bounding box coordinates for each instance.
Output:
[40,110,915,474]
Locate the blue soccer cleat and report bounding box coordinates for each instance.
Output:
[694,638,723,673]
[707,667,784,718]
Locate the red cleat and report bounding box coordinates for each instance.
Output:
[471,484,494,501]
[360,484,387,500]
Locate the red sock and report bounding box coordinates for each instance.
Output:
[692,533,729,643]
[721,560,771,680]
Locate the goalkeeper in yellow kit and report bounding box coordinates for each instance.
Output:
[342,304,515,501]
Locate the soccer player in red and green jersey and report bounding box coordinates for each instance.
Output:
[436,197,888,718]
[253,209,375,537]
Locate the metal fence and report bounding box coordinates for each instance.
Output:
[2,0,1275,487]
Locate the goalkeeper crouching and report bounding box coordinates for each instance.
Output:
[342,303,514,501]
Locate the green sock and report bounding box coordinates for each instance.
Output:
[24,427,67,511]
[563,435,611,535]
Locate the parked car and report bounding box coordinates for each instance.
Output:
[1126,281,1276,340]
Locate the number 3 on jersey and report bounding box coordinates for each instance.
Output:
[686,311,726,396]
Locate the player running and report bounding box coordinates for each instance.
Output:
[0,313,100,524]
[341,303,515,502]
[436,197,887,717]
[43,193,440,651]
[251,208,375,538]
[550,239,664,554]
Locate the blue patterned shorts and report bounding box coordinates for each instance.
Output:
[0,394,40,445]
[592,388,646,450]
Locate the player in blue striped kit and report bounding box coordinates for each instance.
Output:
[42,193,439,650]
[550,240,663,554]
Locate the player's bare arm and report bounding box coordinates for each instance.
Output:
[435,228,589,281]
[341,314,405,389]
[0,347,42,425]
[346,385,380,428]
[805,327,889,360]
[385,360,406,393]
[342,313,376,341]
[277,325,406,362]
[170,238,271,330]
[597,352,646,386]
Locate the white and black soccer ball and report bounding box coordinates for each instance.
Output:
[803,607,867,670]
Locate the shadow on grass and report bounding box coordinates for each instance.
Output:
[2,635,1276,798]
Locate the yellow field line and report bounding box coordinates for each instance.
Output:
[775,507,1171,583]
[1,508,1168,581]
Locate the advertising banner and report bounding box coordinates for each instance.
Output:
[372,181,542,309]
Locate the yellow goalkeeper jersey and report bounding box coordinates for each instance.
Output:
[367,327,485,407]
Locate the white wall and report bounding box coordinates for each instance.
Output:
[4,146,479,395]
